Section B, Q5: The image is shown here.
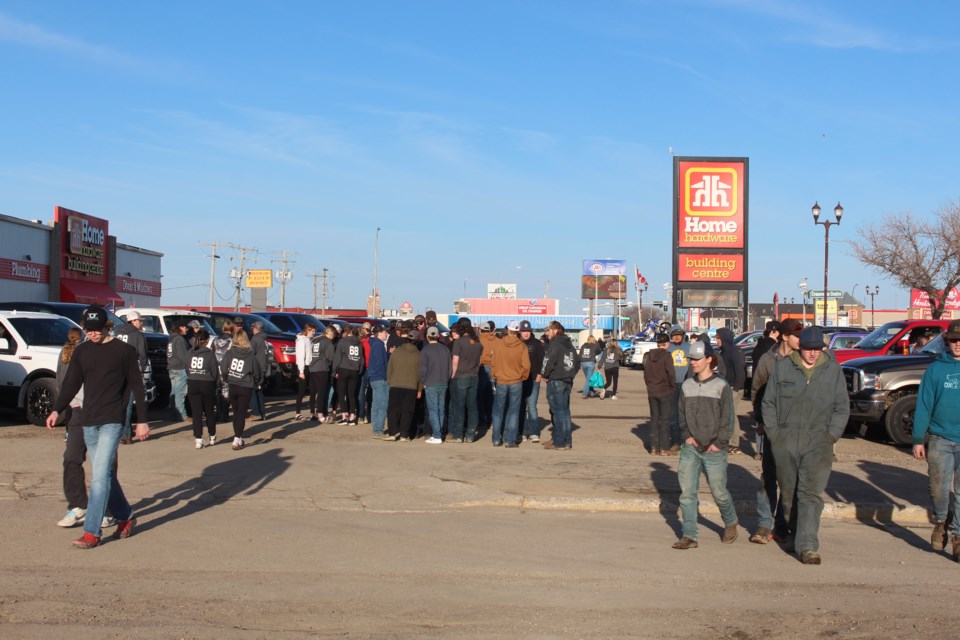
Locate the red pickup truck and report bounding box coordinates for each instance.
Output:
[833,319,951,364]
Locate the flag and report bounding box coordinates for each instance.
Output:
[635,265,646,284]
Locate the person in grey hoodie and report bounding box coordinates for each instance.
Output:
[333,325,364,425]
[308,326,337,422]
[419,326,451,443]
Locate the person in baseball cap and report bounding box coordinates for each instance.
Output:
[82,306,109,331]
[518,320,533,333]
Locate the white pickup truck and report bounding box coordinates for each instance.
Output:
[0,310,78,425]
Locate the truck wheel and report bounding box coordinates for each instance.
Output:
[884,395,916,446]
[25,378,57,426]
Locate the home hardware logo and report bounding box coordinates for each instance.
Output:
[684,167,738,216]
[68,215,106,256]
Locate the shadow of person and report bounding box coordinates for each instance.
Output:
[857,460,931,510]
[826,468,928,552]
[725,460,760,528]
[130,449,293,535]
[630,422,652,452]
[650,461,682,537]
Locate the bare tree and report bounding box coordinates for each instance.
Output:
[850,201,960,319]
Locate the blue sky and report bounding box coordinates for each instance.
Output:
[1,1,956,314]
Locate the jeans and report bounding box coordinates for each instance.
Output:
[521,379,541,437]
[927,434,960,536]
[677,445,738,540]
[478,364,494,426]
[82,423,132,538]
[250,385,266,419]
[424,386,447,439]
[449,376,479,440]
[169,369,188,420]
[358,371,371,421]
[370,379,389,435]
[491,382,522,445]
[580,362,595,397]
[122,394,135,440]
[771,434,834,553]
[648,393,673,452]
[669,386,683,446]
[755,432,786,534]
[546,379,573,448]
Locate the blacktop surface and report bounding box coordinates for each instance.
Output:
[0,367,934,530]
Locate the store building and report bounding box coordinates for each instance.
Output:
[0,206,163,307]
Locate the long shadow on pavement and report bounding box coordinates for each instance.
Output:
[130,448,293,534]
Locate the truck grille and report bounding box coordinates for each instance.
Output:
[842,367,861,394]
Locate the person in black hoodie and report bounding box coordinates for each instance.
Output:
[540,321,579,450]
[248,321,269,421]
[221,329,260,450]
[186,329,219,449]
[746,321,781,401]
[308,326,337,422]
[167,321,190,421]
[519,320,545,443]
[333,325,364,425]
[715,327,746,452]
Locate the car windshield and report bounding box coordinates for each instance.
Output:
[853,322,907,350]
[9,317,78,346]
[167,315,216,335]
[920,334,946,355]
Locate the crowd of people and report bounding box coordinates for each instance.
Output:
[45,306,960,565]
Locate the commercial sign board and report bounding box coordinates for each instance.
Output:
[910,288,960,311]
[809,289,843,299]
[680,288,741,308]
[676,254,744,282]
[0,257,50,284]
[487,283,517,299]
[245,269,273,288]
[677,160,745,249]
[581,259,627,299]
[460,298,557,315]
[55,206,109,283]
[116,275,162,297]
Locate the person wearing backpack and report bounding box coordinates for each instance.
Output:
[541,321,579,450]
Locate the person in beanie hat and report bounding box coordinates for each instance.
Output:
[46,306,150,548]
[913,318,960,562]
[761,325,848,565]
[748,317,802,543]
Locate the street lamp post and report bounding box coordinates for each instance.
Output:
[865,285,879,329]
[798,277,808,327]
[812,202,843,327]
[635,279,648,329]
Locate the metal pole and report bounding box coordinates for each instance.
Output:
[208,248,217,311]
[823,224,829,326]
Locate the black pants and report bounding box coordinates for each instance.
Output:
[295,368,310,414]
[309,370,330,416]
[648,393,673,452]
[188,380,217,439]
[229,385,253,439]
[337,369,360,416]
[388,387,418,439]
[63,420,87,510]
[603,368,619,395]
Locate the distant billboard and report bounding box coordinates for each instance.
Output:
[582,259,626,299]
[487,283,517,299]
[245,269,274,288]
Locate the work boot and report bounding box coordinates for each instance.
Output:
[931,521,947,551]
[799,550,822,565]
[672,537,698,550]
[721,523,739,544]
[953,536,960,563]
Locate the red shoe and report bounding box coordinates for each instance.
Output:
[113,518,136,540]
[72,532,100,549]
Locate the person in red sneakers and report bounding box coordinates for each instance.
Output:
[46,306,151,549]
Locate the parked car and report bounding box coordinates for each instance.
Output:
[256,311,326,335]
[0,310,77,425]
[842,333,946,446]
[116,307,216,336]
[203,311,293,393]
[833,320,950,364]
[623,337,659,368]
[0,301,167,406]
[827,332,865,349]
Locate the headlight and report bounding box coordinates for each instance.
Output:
[861,372,882,390]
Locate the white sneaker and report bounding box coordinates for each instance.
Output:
[599,389,606,399]
[425,437,442,444]
[611,395,618,400]
[208,435,216,446]
[529,434,541,443]
[195,438,204,449]
[101,516,116,528]
[57,507,86,527]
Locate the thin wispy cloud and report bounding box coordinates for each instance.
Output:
[0,12,138,66]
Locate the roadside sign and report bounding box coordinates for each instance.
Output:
[809,289,842,299]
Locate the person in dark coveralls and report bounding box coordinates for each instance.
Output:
[46,306,150,549]
[761,326,849,565]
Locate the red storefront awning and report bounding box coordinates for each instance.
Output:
[60,280,125,306]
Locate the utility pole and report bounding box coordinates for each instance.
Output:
[198,241,227,311]
[307,272,322,312]
[230,245,258,312]
[272,250,296,311]
[320,267,331,316]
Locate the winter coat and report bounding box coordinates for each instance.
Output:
[913,350,960,445]
[644,348,676,397]
[541,334,579,381]
[679,373,734,452]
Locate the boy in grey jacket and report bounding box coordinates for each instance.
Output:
[673,341,739,550]
[419,326,451,443]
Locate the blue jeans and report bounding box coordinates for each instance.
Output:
[424,386,447,439]
[449,376,479,440]
[491,382,522,445]
[521,379,541,437]
[546,379,573,447]
[169,369,188,420]
[250,385,266,419]
[82,423,132,538]
[478,365,494,426]
[370,379,389,435]
[677,445,738,540]
[580,362,595,397]
[358,371,371,421]
[755,433,786,534]
[927,434,960,536]
[122,393,135,440]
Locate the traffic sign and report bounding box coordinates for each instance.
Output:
[809,289,842,299]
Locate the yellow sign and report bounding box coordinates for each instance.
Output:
[245,269,273,288]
